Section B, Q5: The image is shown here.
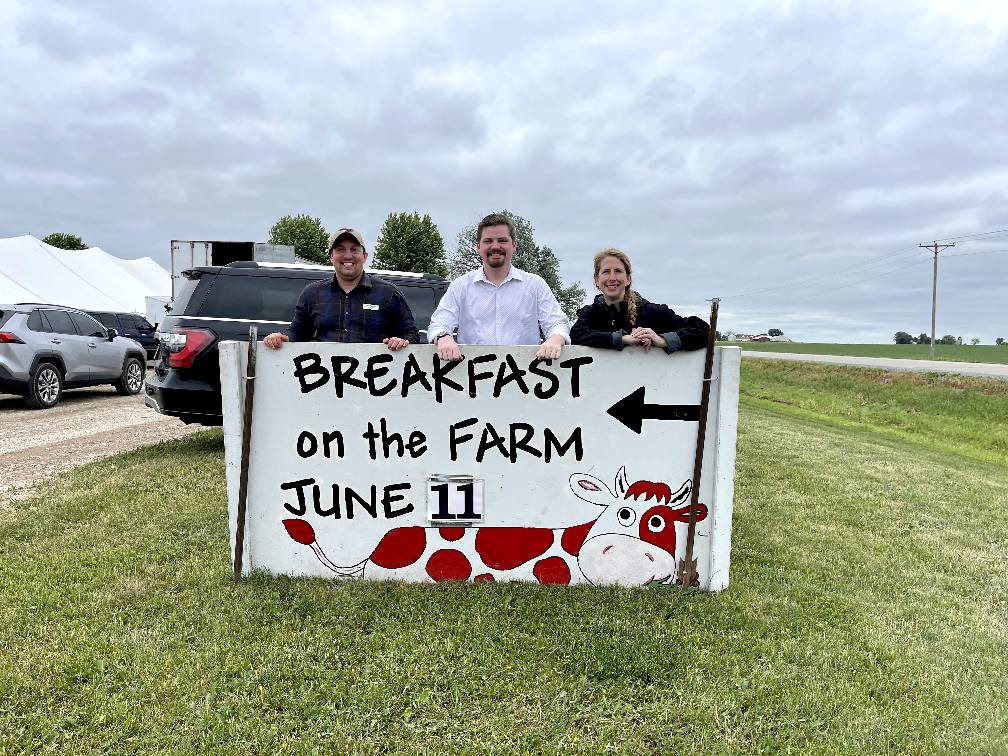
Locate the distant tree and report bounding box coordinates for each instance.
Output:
[939,334,958,345]
[268,214,328,265]
[449,210,586,320]
[372,212,448,277]
[997,337,1005,346]
[957,336,963,345]
[715,330,724,341]
[42,232,87,250]
[894,331,914,345]
[916,333,931,345]
[970,337,980,346]
[722,331,735,340]
[767,328,783,337]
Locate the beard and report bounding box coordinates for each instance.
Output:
[485,251,507,268]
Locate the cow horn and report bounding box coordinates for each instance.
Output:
[615,466,629,495]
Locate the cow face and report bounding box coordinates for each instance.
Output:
[569,468,698,587]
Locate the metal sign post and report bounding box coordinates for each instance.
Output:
[679,298,719,588]
[232,326,258,581]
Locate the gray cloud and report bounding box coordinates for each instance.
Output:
[1,0,1006,342]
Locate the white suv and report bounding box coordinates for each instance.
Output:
[0,303,147,409]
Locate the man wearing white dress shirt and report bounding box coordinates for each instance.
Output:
[427,213,571,362]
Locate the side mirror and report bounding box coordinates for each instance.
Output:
[107,328,118,341]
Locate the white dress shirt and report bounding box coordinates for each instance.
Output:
[427,266,571,345]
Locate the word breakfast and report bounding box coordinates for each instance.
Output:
[291,350,594,402]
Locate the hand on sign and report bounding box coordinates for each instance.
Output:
[630,327,666,351]
[535,334,564,360]
[383,337,409,351]
[436,335,463,362]
[263,332,289,349]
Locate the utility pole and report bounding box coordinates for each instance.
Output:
[919,241,955,359]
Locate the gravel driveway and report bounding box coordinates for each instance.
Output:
[0,375,205,502]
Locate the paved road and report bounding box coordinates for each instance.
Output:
[742,350,1008,380]
[0,377,204,503]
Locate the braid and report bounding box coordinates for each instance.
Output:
[625,289,637,328]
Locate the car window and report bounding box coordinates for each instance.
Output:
[68,311,107,338]
[94,312,119,329]
[27,310,51,332]
[199,275,323,322]
[130,315,154,332]
[43,309,76,335]
[394,283,437,332]
[171,275,204,316]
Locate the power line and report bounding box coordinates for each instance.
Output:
[765,258,932,305]
[718,246,924,300]
[726,246,1002,311]
[941,247,1008,259]
[722,257,932,311]
[934,228,1008,242]
[717,227,1008,301]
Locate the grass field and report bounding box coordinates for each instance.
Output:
[1,362,1006,753]
[722,340,1008,364]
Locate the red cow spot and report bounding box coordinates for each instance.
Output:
[426,549,472,582]
[370,527,426,569]
[439,527,465,542]
[533,556,571,585]
[282,518,315,546]
[561,520,596,556]
[475,527,553,571]
[637,505,678,554]
[474,573,495,582]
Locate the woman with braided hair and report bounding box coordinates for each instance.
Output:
[570,249,709,353]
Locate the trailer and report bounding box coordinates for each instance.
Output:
[169,240,297,297]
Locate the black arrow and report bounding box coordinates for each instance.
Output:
[606,386,700,434]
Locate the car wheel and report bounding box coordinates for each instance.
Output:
[115,356,145,395]
[26,362,63,409]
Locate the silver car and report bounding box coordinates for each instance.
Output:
[0,303,147,409]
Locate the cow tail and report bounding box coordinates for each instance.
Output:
[310,543,365,577]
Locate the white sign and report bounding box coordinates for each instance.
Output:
[222,344,740,591]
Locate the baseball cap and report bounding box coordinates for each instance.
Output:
[327,227,366,252]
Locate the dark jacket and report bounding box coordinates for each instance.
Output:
[285,273,421,344]
[570,294,709,353]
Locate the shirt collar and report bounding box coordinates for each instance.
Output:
[330,272,372,290]
[595,293,620,306]
[478,265,524,285]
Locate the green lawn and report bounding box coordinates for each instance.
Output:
[722,340,1008,364]
[1,362,1006,754]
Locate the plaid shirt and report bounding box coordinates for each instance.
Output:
[285,273,421,344]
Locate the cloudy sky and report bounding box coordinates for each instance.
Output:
[2,0,1006,342]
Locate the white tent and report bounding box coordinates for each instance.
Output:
[112,256,171,294]
[0,235,171,315]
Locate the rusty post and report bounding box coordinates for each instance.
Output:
[680,299,719,588]
[232,326,258,581]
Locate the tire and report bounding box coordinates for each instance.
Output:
[25,362,63,409]
[115,356,145,396]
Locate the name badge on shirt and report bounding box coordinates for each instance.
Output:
[363,304,379,310]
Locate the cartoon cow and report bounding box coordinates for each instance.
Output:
[282,466,707,588]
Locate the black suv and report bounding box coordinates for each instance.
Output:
[88,311,158,359]
[144,261,448,425]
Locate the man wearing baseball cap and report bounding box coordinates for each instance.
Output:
[263,227,420,350]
